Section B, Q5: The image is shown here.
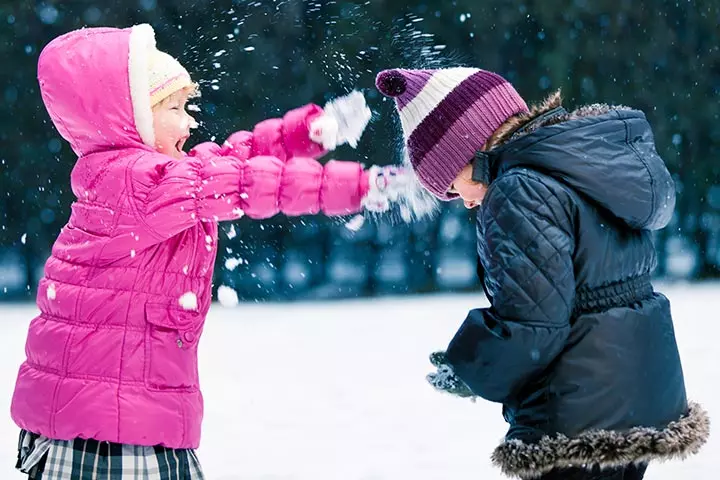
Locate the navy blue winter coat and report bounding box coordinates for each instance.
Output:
[442,103,709,478]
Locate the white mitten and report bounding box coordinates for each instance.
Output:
[309,90,372,150]
[362,165,411,213]
[346,164,439,230]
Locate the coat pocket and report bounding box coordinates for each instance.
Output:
[144,303,202,391]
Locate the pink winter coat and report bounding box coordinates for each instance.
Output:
[11,25,369,449]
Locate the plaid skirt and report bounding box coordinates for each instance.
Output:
[16,430,205,479]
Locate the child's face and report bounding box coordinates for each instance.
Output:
[448,163,488,209]
[152,89,195,159]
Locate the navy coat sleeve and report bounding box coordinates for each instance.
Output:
[445,170,576,404]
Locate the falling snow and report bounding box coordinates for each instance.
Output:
[226,224,237,239]
[224,257,243,271]
[46,283,56,300]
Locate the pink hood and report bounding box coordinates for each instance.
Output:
[38,24,157,156]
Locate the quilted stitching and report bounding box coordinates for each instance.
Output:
[479,169,575,326]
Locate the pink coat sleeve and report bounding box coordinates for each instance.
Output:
[190,140,370,220]
[128,145,369,240]
[226,103,328,161]
[127,151,246,240]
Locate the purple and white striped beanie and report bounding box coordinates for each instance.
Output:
[375,68,528,200]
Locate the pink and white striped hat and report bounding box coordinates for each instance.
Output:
[376,68,528,200]
[147,48,194,106]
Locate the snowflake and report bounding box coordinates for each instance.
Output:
[226,224,237,239]
[224,257,243,271]
[46,283,56,300]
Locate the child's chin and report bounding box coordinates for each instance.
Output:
[167,149,184,159]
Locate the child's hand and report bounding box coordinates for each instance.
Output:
[362,165,412,212]
[426,351,476,400]
[310,90,372,150]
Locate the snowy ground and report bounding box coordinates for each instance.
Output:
[0,283,716,479]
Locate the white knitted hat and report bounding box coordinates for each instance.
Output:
[147,48,194,106]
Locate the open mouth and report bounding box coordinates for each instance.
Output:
[175,137,188,154]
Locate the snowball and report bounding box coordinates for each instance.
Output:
[178,292,198,311]
[217,285,239,308]
[20,233,26,244]
[46,283,56,300]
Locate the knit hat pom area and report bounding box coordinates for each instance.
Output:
[376,70,407,97]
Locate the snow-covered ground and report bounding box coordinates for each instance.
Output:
[0,283,716,479]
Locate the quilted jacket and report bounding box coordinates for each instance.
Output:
[443,101,710,478]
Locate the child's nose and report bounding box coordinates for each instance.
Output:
[187,113,198,129]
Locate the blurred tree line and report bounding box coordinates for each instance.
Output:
[1,0,718,301]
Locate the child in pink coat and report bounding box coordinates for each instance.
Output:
[11,24,405,479]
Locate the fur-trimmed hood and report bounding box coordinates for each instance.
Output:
[484,93,676,231]
[492,402,710,479]
[37,24,158,156]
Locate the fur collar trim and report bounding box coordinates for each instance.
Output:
[128,24,157,147]
[486,90,635,149]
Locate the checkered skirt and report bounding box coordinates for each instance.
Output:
[16,430,205,479]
